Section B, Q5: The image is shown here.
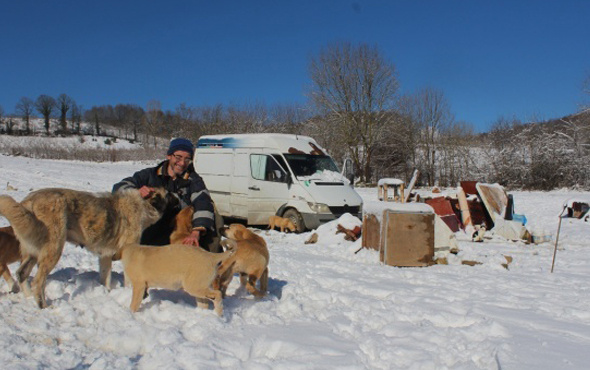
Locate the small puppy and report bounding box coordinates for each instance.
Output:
[119,243,235,315]
[169,205,224,253]
[268,215,297,233]
[0,226,24,293]
[170,206,194,245]
[216,224,269,298]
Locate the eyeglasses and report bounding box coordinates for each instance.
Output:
[172,154,192,164]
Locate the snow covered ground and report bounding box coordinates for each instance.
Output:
[1,154,589,369]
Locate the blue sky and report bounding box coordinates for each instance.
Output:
[1,0,588,132]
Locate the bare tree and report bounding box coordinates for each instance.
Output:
[398,87,454,186]
[128,105,144,142]
[84,106,103,135]
[144,100,163,147]
[70,103,83,134]
[0,106,15,135]
[308,42,399,183]
[5,118,16,134]
[369,112,416,181]
[113,104,130,137]
[226,102,268,133]
[197,104,227,135]
[174,103,201,141]
[15,97,35,134]
[56,94,74,133]
[436,120,479,186]
[35,95,56,134]
[488,115,522,151]
[268,103,308,134]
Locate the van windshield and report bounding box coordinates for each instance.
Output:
[283,154,339,177]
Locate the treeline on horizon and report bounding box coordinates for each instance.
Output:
[1,42,589,191]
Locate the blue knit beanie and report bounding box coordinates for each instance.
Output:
[167,138,194,157]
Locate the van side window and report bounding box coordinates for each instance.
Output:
[250,154,286,182]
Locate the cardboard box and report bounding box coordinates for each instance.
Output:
[380,209,435,267]
[362,202,435,267]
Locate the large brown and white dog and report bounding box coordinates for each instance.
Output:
[216,224,269,298]
[0,188,169,308]
[0,226,24,293]
[118,242,235,315]
[268,215,297,233]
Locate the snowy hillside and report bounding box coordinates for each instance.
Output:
[0,118,169,157]
[1,154,589,369]
[2,117,123,138]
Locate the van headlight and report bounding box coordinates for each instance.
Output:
[308,202,331,213]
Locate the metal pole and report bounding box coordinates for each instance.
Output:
[550,206,567,273]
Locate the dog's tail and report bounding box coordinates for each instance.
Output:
[215,240,237,265]
[0,195,48,254]
[215,239,238,274]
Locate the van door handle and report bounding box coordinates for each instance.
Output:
[248,186,260,191]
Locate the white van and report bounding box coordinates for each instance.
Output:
[194,133,363,232]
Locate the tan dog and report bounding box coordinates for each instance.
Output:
[0,226,24,293]
[216,224,269,298]
[169,205,224,252]
[119,243,235,315]
[268,215,297,233]
[0,188,169,308]
[170,206,194,245]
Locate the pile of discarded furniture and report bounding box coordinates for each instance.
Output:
[423,181,530,243]
[362,173,535,267]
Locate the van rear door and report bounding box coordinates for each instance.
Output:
[196,151,233,216]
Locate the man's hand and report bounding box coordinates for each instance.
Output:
[183,230,201,247]
[138,186,155,199]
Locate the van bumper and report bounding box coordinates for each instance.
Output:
[302,212,363,230]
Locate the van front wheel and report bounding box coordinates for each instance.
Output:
[283,209,306,233]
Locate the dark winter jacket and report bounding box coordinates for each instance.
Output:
[112,160,215,245]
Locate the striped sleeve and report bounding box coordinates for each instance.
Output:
[112,168,152,193]
[188,174,215,232]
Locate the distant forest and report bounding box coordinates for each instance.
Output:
[1,43,589,190]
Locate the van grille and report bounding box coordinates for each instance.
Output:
[329,205,360,216]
